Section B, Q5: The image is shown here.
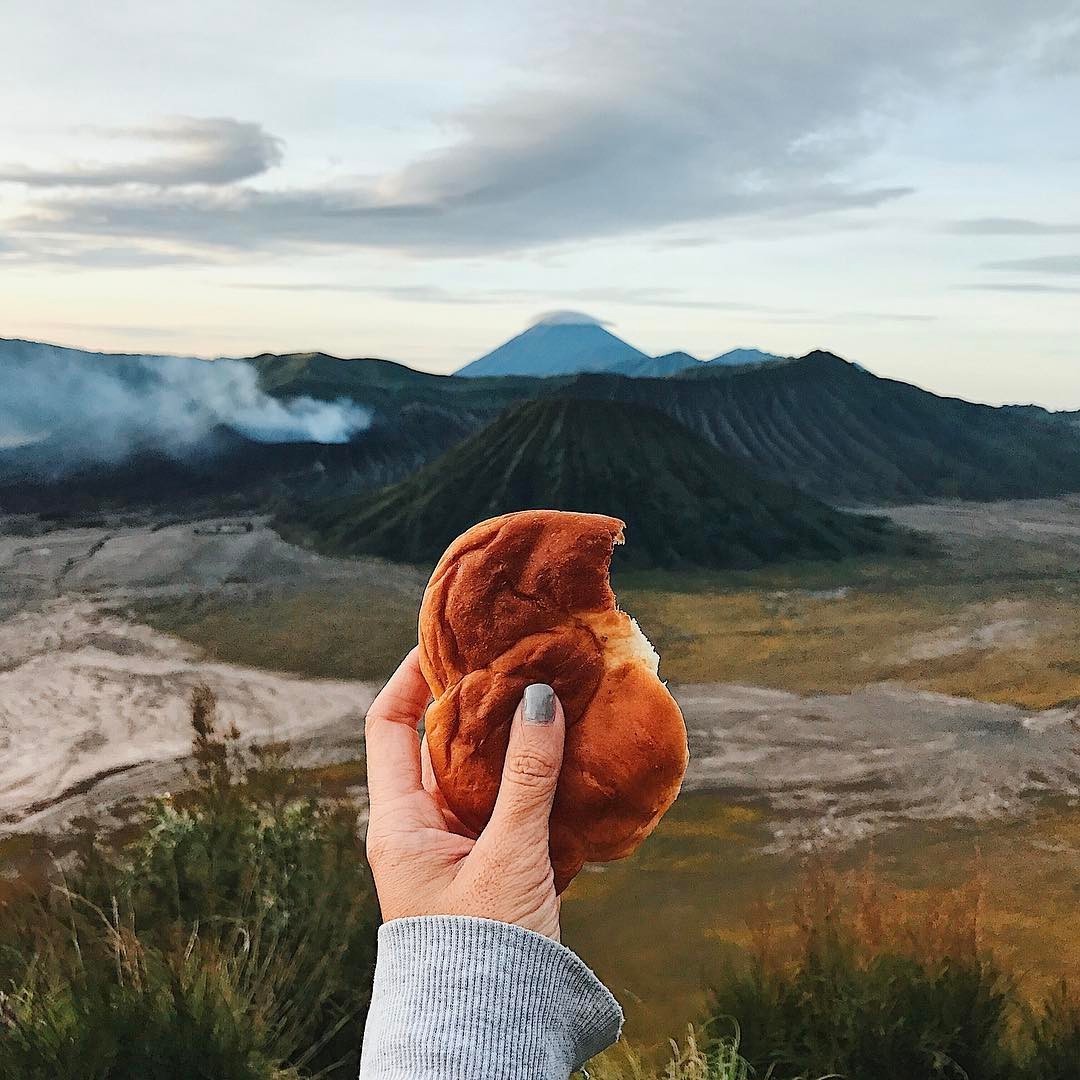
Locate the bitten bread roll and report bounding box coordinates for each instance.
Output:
[418,509,689,892]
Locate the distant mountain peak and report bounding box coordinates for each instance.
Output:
[457,312,791,380]
[456,315,646,378]
[626,350,702,377]
[708,347,785,367]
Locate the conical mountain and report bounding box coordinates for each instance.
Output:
[279,398,915,568]
[456,312,648,377]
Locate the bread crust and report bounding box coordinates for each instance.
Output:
[419,510,688,891]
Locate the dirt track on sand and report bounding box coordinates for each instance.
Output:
[0,517,405,833]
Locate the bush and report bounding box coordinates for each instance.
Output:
[588,1022,757,1080]
[1024,981,1080,1080]
[706,861,1012,1080]
[0,686,377,1080]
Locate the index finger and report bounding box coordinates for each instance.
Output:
[364,648,431,809]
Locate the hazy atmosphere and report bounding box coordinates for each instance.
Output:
[2,1,1079,405]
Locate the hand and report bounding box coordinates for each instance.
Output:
[363,648,566,940]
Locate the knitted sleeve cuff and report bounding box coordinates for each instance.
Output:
[359,915,624,1079]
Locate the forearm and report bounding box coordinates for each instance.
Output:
[359,916,623,1079]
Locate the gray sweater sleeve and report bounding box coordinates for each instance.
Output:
[358,915,624,1079]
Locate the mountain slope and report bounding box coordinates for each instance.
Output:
[455,314,780,379]
[622,351,700,377]
[550,352,1080,503]
[457,315,648,378]
[0,340,492,513]
[9,337,1080,516]
[278,398,912,568]
[706,347,784,367]
[247,350,440,396]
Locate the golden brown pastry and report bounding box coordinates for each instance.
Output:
[418,510,688,891]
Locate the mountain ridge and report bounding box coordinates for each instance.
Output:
[546,352,1080,503]
[453,315,780,379]
[6,337,1080,513]
[277,397,916,568]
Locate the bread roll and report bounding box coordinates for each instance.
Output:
[418,510,688,891]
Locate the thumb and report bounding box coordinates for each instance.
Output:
[486,683,565,844]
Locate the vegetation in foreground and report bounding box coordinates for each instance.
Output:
[1,702,1080,1078]
[0,688,378,1079]
[588,860,1080,1080]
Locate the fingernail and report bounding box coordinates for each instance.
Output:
[522,683,556,725]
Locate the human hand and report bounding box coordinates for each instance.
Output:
[363,648,565,940]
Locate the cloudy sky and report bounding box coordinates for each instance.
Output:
[2,1,1079,404]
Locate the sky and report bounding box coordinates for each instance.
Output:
[1,1,1079,406]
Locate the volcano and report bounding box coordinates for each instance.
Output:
[456,312,649,378]
[278,397,916,568]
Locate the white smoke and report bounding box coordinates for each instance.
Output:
[0,339,372,476]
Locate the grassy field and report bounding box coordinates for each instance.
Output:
[563,791,1080,1054]
[133,578,422,681]
[134,536,1080,710]
[621,577,1080,708]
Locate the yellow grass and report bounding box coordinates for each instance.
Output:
[622,584,1080,708]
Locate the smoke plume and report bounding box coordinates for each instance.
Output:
[0,339,371,478]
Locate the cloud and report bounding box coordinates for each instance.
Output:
[0,117,282,187]
[230,280,935,324]
[232,281,800,312]
[957,281,1080,293]
[839,311,937,323]
[9,2,1077,257]
[0,241,206,268]
[531,310,608,327]
[950,217,1080,235]
[984,255,1080,274]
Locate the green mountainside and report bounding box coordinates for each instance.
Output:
[7,340,1080,516]
[551,353,1080,503]
[252,349,1080,506]
[277,398,914,568]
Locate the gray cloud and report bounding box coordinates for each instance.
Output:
[958,281,1080,293]
[10,178,913,257]
[950,217,1080,235]
[840,311,937,323]
[232,280,933,323]
[232,281,798,312]
[0,242,207,268]
[7,2,1078,256]
[532,310,609,327]
[984,255,1080,274]
[0,117,282,187]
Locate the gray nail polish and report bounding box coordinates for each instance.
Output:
[523,683,556,725]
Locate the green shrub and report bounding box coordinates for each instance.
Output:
[1023,981,1080,1080]
[706,863,1012,1080]
[0,686,377,1080]
[587,1022,757,1080]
